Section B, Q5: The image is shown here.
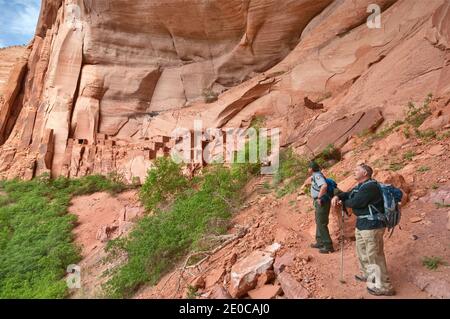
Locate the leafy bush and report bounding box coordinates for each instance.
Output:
[406,94,432,128]
[415,128,436,141]
[422,256,447,270]
[403,151,416,161]
[437,130,450,141]
[139,157,190,211]
[315,144,341,168]
[0,174,125,299]
[389,162,404,172]
[417,166,430,173]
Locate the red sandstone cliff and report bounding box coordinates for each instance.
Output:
[0,0,449,183]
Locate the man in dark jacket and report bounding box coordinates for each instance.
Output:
[332,164,395,296]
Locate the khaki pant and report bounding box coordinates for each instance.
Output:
[355,228,394,293]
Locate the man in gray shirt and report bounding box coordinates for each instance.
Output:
[309,161,334,254]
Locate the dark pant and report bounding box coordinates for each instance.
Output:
[314,200,333,249]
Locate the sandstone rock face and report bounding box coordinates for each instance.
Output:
[0,46,26,96]
[1,0,450,181]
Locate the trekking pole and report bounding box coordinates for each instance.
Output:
[339,205,346,284]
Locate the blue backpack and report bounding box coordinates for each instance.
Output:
[325,178,338,198]
[312,173,337,200]
[367,182,403,237]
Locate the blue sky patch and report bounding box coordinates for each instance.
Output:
[0,0,41,48]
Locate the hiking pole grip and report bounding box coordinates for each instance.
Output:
[340,205,345,283]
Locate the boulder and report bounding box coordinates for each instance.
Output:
[205,267,226,289]
[229,250,275,298]
[277,272,310,299]
[426,144,446,156]
[257,270,276,287]
[248,285,282,299]
[191,276,206,290]
[209,285,232,299]
[273,250,296,275]
[373,170,411,194]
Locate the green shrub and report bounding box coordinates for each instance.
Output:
[0,174,125,299]
[186,285,200,299]
[315,144,341,168]
[415,128,436,141]
[422,256,447,270]
[417,166,430,173]
[139,157,190,211]
[403,151,416,161]
[437,130,450,141]
[389,162,404,172]
[403,126,411,139]
[406,94,432,128]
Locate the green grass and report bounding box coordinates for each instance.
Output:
[403,151,416,161]
[389,162,405,172]
[362,121,404,147]
[0,174,126,299]
[186,285,200,299]
[437,130,450,141]
[434,202,450,209]
[415,128,436,141]
[422,256,447,271]
[417,166,430,173]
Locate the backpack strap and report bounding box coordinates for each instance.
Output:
[311,172,325,192]
[355,180,385,221]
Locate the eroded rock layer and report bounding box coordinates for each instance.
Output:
[0,0,449,182]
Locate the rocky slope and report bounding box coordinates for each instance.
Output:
[70,111,450,299]
[0,0,449,183]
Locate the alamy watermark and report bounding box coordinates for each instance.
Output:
[170,120,280,175]
[367,4,382,29]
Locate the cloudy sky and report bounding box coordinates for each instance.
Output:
[0,0,41,48]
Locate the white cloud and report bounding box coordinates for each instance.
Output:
[9,2,40,35]
[0,0,40,47]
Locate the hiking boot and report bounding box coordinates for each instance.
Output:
[367,287,396,296]
[355,274,368,282]
[319,247,334,254]
[310,243,323,249]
